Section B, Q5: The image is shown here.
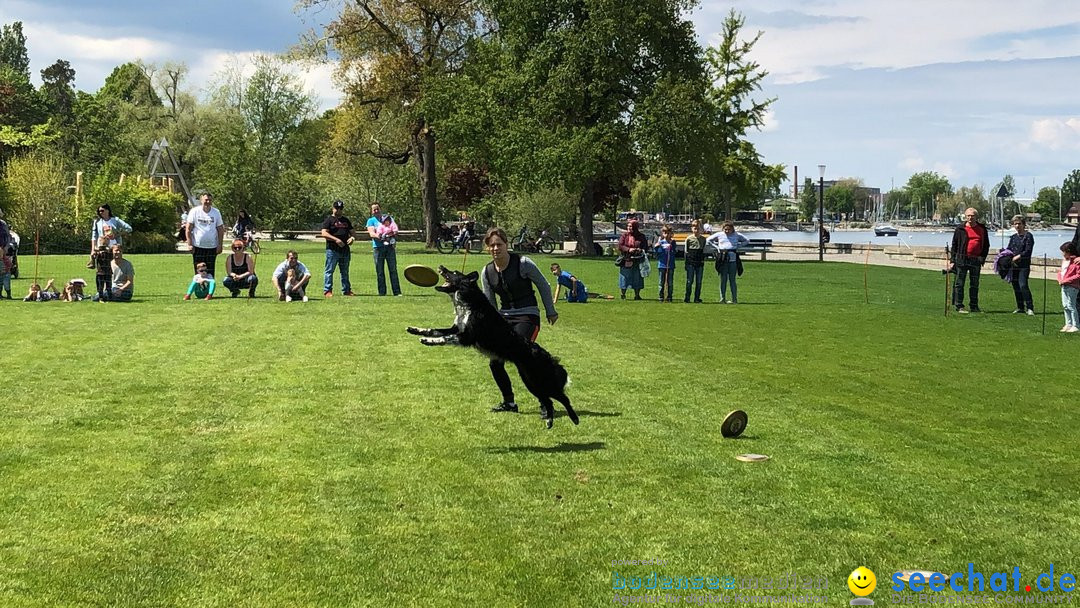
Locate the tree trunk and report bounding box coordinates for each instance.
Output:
[576,179,595,255]
[414,120,440,248]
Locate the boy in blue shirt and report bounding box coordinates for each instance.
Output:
[549,263,614,302]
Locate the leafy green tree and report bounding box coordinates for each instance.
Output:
[824,184,855,217]
[1061,169,1080,211]
[1032,186,1060,222]
[940,185,987,222]
[630,174,696,216]
[799,177,817,221]
[884,189,910,220]
[0,21,29,79]
[3,152,69,242]
[297,0,488,246]
[904,171,952,219]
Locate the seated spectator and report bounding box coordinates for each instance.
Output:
[222,238,258,298]
[91,245,134,302]
[272,250,311,302]
[24,279,60,302]
[183,262,216,301]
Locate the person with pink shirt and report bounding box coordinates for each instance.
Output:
[1056,241,1080,333]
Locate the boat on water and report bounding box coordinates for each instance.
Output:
[874,224,899,237]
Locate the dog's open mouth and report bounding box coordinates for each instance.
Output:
[436,265,454,289]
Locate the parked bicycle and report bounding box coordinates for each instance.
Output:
[230,228,261,254]
[512,224,556,254]
[435,221,482,254]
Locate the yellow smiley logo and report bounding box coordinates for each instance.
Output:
[848,566,877,596]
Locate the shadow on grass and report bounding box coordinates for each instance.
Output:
[555,410,621,418]
[485,441,606,454]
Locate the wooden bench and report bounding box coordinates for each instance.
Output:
[741,238,773,261]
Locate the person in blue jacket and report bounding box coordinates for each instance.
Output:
[653,225,677,302]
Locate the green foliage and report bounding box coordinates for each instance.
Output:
[483,187,577,236]
[99,62,162,107]
[904,171,952,218]
[799,177,818,221]
[1061,169,1080,209]
[3,152,69,238]
[824,184,855,216]
[940,185,988,221]
[1032,186,1061,222]
[0,21,29,78]
[630,174,697,215]
[87,177,182,236]
[124,231,177,254]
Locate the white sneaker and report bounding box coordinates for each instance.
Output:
[1061,325,1071,333]
[1026,309,1035,316]
[302,295,309,303]
[285,295,292,302]
[1067,326,1079,333]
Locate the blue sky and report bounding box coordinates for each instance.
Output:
[2,0,1079,196]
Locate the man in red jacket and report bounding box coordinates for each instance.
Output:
[948,207,990,313]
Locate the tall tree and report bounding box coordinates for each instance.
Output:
[441,0,705,253]
[904,171,952,219]
[1062,169,1080,211]
[1032,186,1060,222]
[799,176,817,221]
[0,22,29,79]
[297,0,489,246]
[703,10,777,219]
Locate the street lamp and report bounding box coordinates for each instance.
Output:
[818,164,826,262]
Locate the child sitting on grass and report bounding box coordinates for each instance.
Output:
[23,279,60,301]
[184,263,216,301]
[1057,241,1080,333]
[92,236,112,302]
[61,278,86,302]
[284,268,307,302]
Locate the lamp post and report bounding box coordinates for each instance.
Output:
[818,164,826,262]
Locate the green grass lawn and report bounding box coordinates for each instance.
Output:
[2,242,1077,607]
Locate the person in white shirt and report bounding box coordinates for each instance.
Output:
[185,193,225,276]
[705,221,749,303]
[272,250,311,302]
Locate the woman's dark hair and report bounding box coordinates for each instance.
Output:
[237,209,249,219]
[1061,241,1077,256]
[98,204,112,216]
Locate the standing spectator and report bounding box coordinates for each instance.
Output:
[481,228,559,424]
[706,221,750,304]
[0,207,10,252]
[1007,215,1035,315]
[683,220,706,303]
[0,244,10,299]
[272,250,311,302]
[617,219,648,300]
[653,225,676,302]
[183,262,216,301]
[89,203,132,255]
[1057,241,1080,332]
[949,207,990,313]
[366,202,401,296]
[320,200,355,297]
[91,236,112,302]
[185,193,225,276]
[92,245,135,302]
[222,238,258,298]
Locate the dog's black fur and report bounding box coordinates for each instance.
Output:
[407,265,579,428]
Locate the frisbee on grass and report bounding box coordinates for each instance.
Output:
[404,264,440,287]
[721,409,748,438]
[734,454,769,463]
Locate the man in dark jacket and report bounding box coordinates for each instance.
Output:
[949,207,990,313]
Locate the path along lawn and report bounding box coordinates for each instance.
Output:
[1,242,1077,607]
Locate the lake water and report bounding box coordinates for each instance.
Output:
[746,229,1075,260]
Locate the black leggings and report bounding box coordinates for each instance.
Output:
[490,314,540,403]
[95,275,112,299]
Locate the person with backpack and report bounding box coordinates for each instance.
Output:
[480,227,558,417]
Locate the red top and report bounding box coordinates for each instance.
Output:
[964,225,983,257]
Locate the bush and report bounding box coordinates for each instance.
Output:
[124,232,176,254]
[87,175,181,236]
[482,187,577,238]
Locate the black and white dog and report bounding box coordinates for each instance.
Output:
[407,266,579,429]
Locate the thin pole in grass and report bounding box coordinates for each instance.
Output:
[863,241,870,304]
[943,246,951,317]
[1042,253,1048,335]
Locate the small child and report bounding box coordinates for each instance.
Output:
[549,263,614,302]
[0,253,11,299]
[653,225,677,302]
[1057,241,1080,333]
[284,268,308,302]
[92,236,112,302]
[375,214,397,247]
[61,278,86,302]
[184,263,216,301]
[23,279,60,302]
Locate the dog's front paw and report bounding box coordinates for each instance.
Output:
[406,326,424,335]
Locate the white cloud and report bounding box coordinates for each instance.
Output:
[758,109,779,132]
[1029,118,1080,150]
